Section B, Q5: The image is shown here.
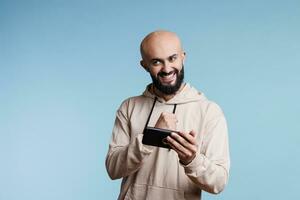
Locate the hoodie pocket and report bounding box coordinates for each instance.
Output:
[124,183,185,200]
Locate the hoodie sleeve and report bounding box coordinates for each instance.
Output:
[181,103,230,194]
[105,100,154,180]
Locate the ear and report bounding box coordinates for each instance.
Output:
[182,51,186,63]
[182,51,186,59]
[140,60,149,72]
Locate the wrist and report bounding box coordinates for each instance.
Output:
[179,155,196,166]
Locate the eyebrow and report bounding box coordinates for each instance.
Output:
[150,54,178,62]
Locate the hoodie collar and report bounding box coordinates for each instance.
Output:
[142,83,206,105]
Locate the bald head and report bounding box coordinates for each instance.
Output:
[140,30,184,61]
[139,30,186,97]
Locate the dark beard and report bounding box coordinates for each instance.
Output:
[150,66,184,95]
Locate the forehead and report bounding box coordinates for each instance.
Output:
[142,34,182,59]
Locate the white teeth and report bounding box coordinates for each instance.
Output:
[162,72,174,78]
[159,72,175,83]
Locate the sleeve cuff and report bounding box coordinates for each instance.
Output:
[180,153,207,176]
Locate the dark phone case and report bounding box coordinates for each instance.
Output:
[142,127,173,148]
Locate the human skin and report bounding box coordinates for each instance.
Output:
[140,31,198,165]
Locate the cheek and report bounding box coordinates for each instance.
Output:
[174,62,183,71]
[177,59,184,66]
[149,68,160,76]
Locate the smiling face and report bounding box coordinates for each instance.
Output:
[140,31,186,95]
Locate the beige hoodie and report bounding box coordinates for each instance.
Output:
[105,83,230,200]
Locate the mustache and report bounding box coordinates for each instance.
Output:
[158,69,179,77]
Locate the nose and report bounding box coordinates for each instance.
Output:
[161,61,173,73]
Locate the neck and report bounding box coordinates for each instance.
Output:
[151,83,185,101]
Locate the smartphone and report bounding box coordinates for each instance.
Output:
[142,127,177,148]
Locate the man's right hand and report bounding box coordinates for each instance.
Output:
[154,112,177,130]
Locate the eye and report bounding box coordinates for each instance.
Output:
[151,60,161,66]
[169,55,177,62]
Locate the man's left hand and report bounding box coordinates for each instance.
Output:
[166,130,198,165]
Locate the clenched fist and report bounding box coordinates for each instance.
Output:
[154,112,178,131]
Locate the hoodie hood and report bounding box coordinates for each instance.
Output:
[142,83,207,105]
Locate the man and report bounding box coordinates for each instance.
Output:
[105,30,230,200]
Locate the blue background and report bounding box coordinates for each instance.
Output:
[1,0,300,199]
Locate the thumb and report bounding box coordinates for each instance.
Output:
[189,130,197,137]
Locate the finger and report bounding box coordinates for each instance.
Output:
[189,130,197,137]
[167,141,186,157]
[161,112,177,122]
[168,138,195,163]
[176,131,196,145]
[160,112,171,119]
[161,112,176,117]
[167,135,193,156]
[168,115,178,122]
[170,132,198,155]
[172,132,197,149]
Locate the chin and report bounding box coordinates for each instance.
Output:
[165,83,176,87]
[160,79,177,86]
